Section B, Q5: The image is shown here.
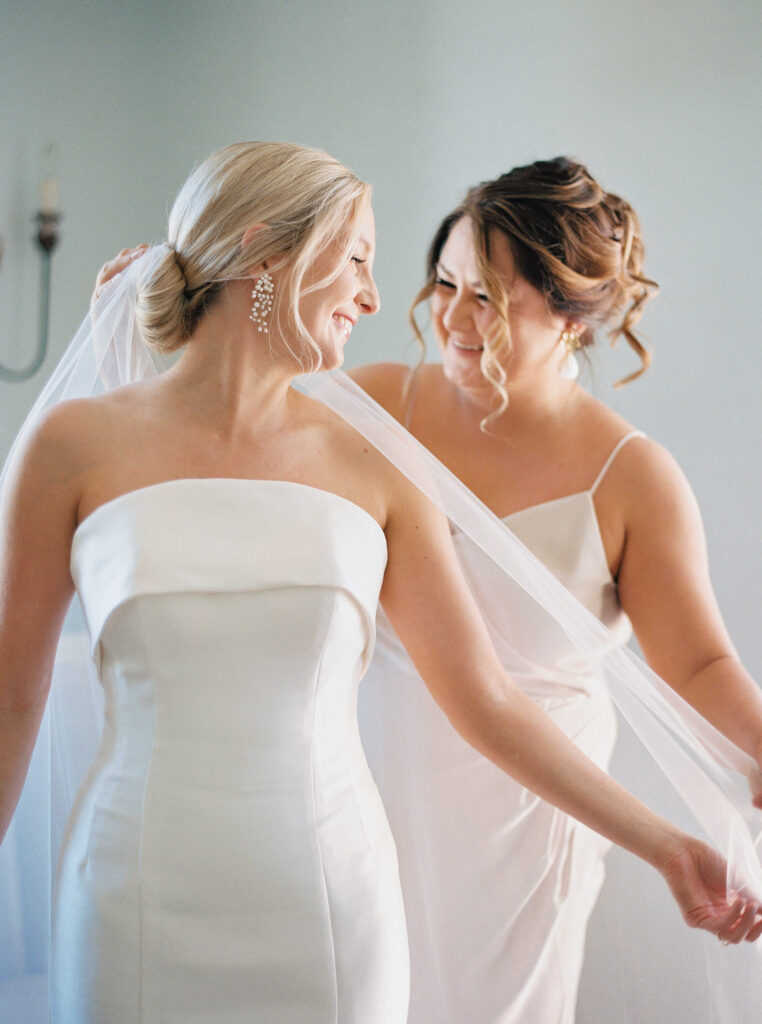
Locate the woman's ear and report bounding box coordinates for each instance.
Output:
[565,318,586,336]
[241,223,269,276]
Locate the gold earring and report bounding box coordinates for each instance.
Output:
[559,329,581,380]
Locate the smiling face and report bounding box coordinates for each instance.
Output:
[431,216,575,394]
[296,203,380,370]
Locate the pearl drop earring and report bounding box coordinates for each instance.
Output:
[249,272,274,333]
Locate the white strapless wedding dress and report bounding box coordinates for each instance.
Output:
[51,479,409,1024]
[360,433,642,1024]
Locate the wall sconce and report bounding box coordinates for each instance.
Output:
[0,173,62,383]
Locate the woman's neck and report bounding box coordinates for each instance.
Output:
[444,370,581,438]
[164,287,299,440]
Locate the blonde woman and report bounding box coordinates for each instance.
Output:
[9,145,758,1024]
[352,157,762,1023]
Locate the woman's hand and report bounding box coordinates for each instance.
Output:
[659,839,762,943]
[91,245,148,307]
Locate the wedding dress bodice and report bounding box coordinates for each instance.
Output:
[52,479,408,1024]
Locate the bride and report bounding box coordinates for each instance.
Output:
[1,142,759,1024]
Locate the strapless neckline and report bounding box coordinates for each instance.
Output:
[74,476,386,547]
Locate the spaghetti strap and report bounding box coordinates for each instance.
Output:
[590,430,647,493]
[403,368,421,431]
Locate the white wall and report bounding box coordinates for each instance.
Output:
[2,1,760,1019]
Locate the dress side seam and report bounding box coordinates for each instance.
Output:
[310,591,340,1024]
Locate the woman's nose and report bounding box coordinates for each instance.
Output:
[442,290,470,332]
[358,275,380,316]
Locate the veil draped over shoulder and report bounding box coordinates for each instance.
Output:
[1,252,760,1022]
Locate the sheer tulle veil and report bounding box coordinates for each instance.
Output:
[1,252,760,1020]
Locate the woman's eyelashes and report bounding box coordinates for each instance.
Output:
[434,277,490,304]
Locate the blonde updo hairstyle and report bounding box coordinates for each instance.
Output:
[411,157,658,418]
[135,141,371,369]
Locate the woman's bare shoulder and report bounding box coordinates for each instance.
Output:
[567,392,692,512]
[574,389,635,438]
[292,388,395,468]
[348,361,444,422]
[348,360,410,391]
[290,386,429,527]
[347,361,414,420]
[576,394,691,513]
[17,395,107,462]
[13,382,159,480]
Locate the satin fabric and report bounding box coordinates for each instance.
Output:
[360,441,638,1024]
[51,478,409,1024]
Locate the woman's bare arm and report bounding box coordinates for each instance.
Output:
[0,406,83,840]
[611,439,762,785]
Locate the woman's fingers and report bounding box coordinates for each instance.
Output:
[713,896,762,945]
[91,244,148,306]
[664,845,762,944]
[746,913,762,943]
[717,898,759,943]
[98,245,147,284]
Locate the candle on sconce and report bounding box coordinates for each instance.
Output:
[1,163,61,380]
[40,175,59,215]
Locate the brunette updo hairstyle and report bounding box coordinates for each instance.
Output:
[411,157,658,413]
[134,141,371,368]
